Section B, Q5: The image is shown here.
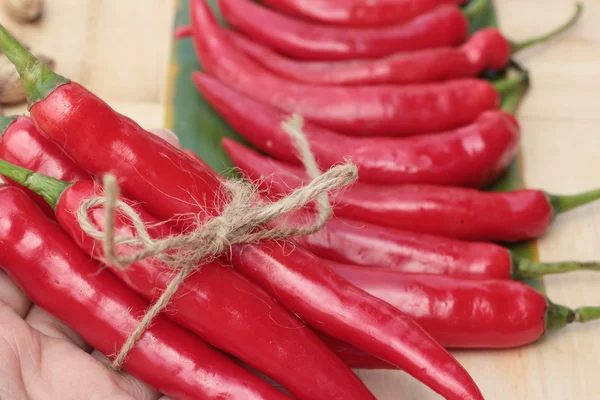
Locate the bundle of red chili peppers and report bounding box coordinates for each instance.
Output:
[0,0,595,399]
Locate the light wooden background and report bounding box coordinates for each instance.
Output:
[2,1,600,399]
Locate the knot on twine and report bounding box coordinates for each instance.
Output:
[76,114,358,370]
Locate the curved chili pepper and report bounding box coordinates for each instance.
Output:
[175,5,580,86]
[0,115,90,216]
[0,185,289,400]
[198,74,520,187]
[190,0,503,137]
[328,263,600,349]
[259,0,465,27]
[222,138,600,242]
[0,100,372,400]
[0,26,485,400]
[218,0,469,61]
[290,213,600,280]
[18,177,374,400]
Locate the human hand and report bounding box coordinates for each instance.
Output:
[0,128,180,400]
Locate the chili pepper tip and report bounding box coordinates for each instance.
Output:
[547,187,600,215]
[0,24,69,109]
[513,256,600,280]
[0,158,69,209]
[510,3,583,54]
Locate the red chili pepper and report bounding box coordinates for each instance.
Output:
[198,74,520,187]
[329,262,600,349]
[0,185,289,400]
[260,0,466,27]
[290,213,600,280]
[0,26,485,400]
[0,115,90,216]
[218,0,469,60]
[30,177,375,400]
[0,90,372,400]
[175,5,581,86]
[190,0,504,137]
[223,138,600,242]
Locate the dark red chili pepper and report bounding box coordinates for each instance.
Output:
[329,262,600,349]
[175,5,580,86]
[0,26,485,400]
[0,115,90,216]
[8,173,373,400]
[223,138,600,242]
[190,0,504,137]
[288,212,600,280]
[198,74,520,187]
[218,0,469,61]
[259,0,465,27]
[0,185,289,400]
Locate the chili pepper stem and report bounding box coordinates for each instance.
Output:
[0,24,70,108]
[575,307,600,323]
[510,3,583,54]
[547,188,600,215]
[514,256,600,280]
[492,69,529,96]
[500,81,529,113]
[0,158,68,208]
[462,0,491,22]
[546,302,600,332]
[0,115,17,134]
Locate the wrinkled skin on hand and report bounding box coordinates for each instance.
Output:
[0,129,180,400]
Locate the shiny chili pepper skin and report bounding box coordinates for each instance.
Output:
[293,214,515,280]
[229,242,483,400]
[28,83,482,400]
[221,140,559,243]
[259,0,465,27]
[198,75,519,187]
[55,180,373,400]
[330,263,567,349]
[191,0,499,137]
[0,186,289,400]
[2,25,484,400]
[0,115,90,216]
[219,0,468,60]
[225,28,510,85]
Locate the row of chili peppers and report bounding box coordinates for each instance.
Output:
[0,1,592,400]
[179,0,594,398]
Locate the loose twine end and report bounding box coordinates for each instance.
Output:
[75,114,358,370]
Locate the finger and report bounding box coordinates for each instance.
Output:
[148,128,181,149]
[91,350,163,400]
[25,305,92,352]
[0,269,32,317]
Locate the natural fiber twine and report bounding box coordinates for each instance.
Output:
[76,114,358,369]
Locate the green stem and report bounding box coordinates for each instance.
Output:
[500,82,529,113]
[462,0,491,22]
[510,3,583,53]
[547,187,600,215]
[513,255,600,280]
[492,68,529,96]
[0,158,69,209]
[575,307,600,323]
[0,24,69,108]
[0,115,17,135]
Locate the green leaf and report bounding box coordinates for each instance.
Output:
[164,0,542,289]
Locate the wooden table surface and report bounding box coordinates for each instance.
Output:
[2,1,600,399]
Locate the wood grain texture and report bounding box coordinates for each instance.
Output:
[1,0,599,399]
